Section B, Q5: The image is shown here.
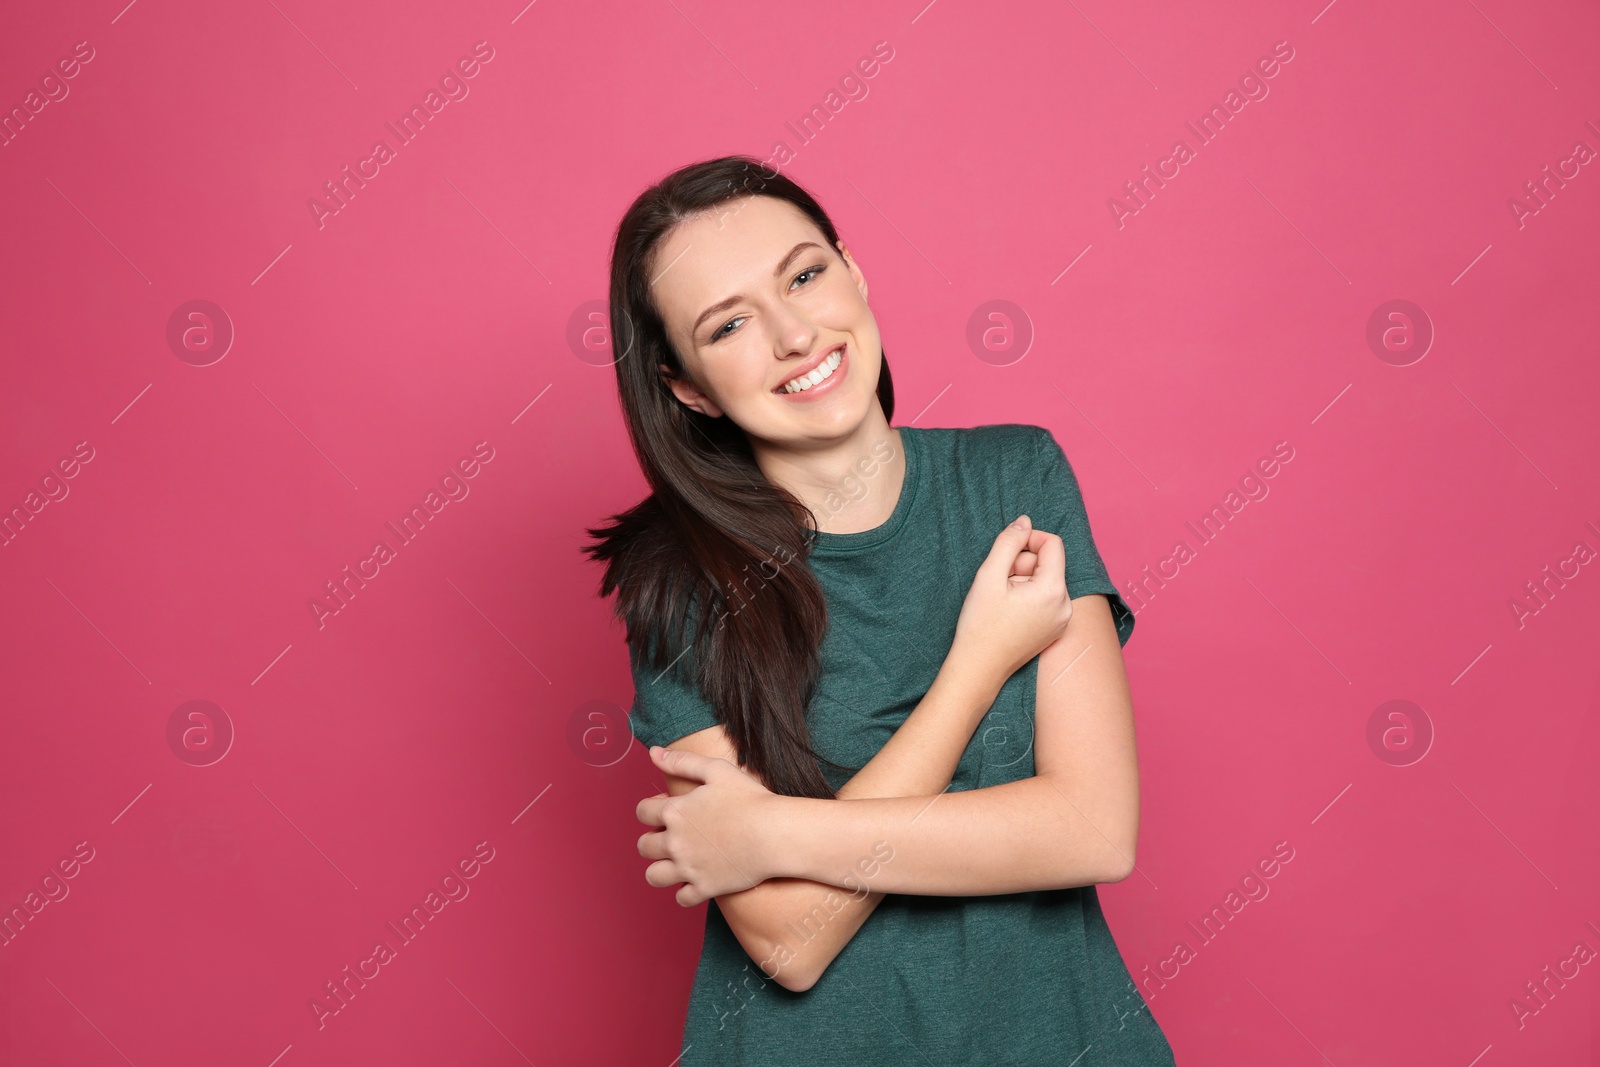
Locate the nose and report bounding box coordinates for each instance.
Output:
[770,303,819,357]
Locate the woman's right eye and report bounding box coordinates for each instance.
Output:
[712,316,745,341]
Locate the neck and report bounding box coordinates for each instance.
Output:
[750,413,905,535]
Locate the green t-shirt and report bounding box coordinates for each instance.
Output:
[627,423,1175,1066]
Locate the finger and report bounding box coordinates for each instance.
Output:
[1007,528,1054,578]
[651,745,715,783]
[635,796,669,827]
[644,858,678,888]
[677,884,706,908]
[979,517,1035,578]
[1031,531,1067,590]
[637,829,670,860]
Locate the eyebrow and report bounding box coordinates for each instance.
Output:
[690,240,824,338]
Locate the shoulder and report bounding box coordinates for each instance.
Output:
[922,422,1057,479]
[911,422,1048,455]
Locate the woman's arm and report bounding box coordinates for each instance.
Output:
[651,648,1003,993]
[640,518,1074,991]
[774,594,1138,891]
[652,595,1142,899]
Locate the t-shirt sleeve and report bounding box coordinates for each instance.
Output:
[626,628,724,750]
[1030,425,1137,647]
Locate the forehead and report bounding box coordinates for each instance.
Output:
[651,195,823,332]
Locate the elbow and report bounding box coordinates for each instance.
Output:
[774,965,819,993]
[764,948,820,993]
[738,933,819,993]
[1101,829,1138,883]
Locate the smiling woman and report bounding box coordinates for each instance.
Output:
[582,156,1175,1066]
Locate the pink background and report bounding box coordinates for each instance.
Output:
[3,0,1598,1063]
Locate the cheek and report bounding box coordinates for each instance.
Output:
[710,347,775,400]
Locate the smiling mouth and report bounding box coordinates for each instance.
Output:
[774,344,846,394]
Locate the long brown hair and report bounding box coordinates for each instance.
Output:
[582,155,895,799]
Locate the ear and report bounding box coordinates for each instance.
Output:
[659,362,726,419]
[838,240,867,302]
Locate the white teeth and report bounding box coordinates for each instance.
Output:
[783,349,843,393]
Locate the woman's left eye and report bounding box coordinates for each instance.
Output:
[711,266,825,342]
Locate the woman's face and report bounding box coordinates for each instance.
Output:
[648,195,883,450]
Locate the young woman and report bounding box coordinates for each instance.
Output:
[585,156,1176,1065]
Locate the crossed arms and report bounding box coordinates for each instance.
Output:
[642,592,1142,993]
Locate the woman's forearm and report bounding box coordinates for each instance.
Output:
[838,653,1003,799]
[767,773,1134,896]
[719,656,1001,992]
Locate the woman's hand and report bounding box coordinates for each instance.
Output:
[949,515,1075,689]
[636,746,784,907]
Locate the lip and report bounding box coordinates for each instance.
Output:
[773,343,847,396]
